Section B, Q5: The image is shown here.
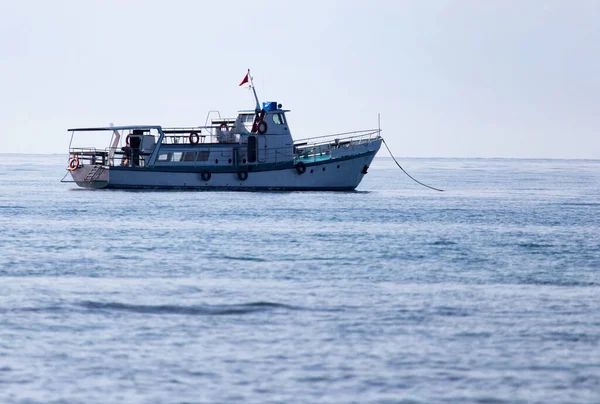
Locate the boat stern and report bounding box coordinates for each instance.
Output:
[68,162,109,189]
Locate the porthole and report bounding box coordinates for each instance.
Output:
[337,165,340,169]
[322,167,326,172]
[310,169,314,174]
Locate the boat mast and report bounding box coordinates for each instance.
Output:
[248,70,261,111]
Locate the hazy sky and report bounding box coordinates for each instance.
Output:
[1,0,598,158]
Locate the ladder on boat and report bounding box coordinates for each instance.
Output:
[84,164,103,182]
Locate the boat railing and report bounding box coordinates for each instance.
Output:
[161,124,239,145]
[68,147,110,166]
[68,144,295,167]
[67,128,381,168]
[68,146,155,168]
[67,125,239,167]
[293,129,381,161]
[295,129,380,146]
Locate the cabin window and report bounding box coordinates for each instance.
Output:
[173,152,183,161]
[196,151,210,161]
[241,114,254,123]
[183,152,196,161]
[157,152,172,162]
[272,113,285,125]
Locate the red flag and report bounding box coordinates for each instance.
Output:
[239,71,249,86]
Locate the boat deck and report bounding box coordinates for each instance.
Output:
[297,154,332,163]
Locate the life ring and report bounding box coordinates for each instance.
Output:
[257,120,268,134]
[219,123,228,131]
[189,132,200,144]
[67,157,80,171]
[295,162,307,175]
[126,134,131,145]
[201,171,211,181]
[238,171,248,181]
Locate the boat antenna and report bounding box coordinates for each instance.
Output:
[248,69,261,111]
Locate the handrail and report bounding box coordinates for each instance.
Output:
[69,147,99,153]
[295,129,380,143]
[162,124,233,131]
[294,131,380,151]
[204,110,222,127]
[69,134,380,158]
[67,128,382,169]
[300,133,377,145]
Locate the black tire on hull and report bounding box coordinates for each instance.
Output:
[295,162,307,175]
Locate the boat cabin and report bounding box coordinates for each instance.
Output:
[67,101,296,170]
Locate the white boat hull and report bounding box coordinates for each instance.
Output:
[70,148,379,191]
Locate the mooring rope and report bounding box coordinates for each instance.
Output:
[60,170,70,183]
[382,138,444,192]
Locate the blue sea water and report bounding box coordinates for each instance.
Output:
[1,154,599,403]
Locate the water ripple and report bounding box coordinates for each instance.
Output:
[79,300,301,316]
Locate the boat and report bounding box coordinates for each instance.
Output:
[65,72,382,191]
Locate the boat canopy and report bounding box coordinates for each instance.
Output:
[67,125,162,132]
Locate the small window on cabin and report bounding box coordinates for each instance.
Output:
[242,114,254,123]
[196,151,210,161]
[272,113,283,125]
[183,152,196,162]
[173,152,183,162]
[157,152,172,162]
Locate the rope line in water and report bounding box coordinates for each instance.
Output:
[381,138,444,192]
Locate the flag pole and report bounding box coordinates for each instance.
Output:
[248,69,261,111]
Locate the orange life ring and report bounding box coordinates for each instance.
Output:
[220,123,229,131]
[189,132,200,144]
[257,120,268,134]
[67,157,80,171]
